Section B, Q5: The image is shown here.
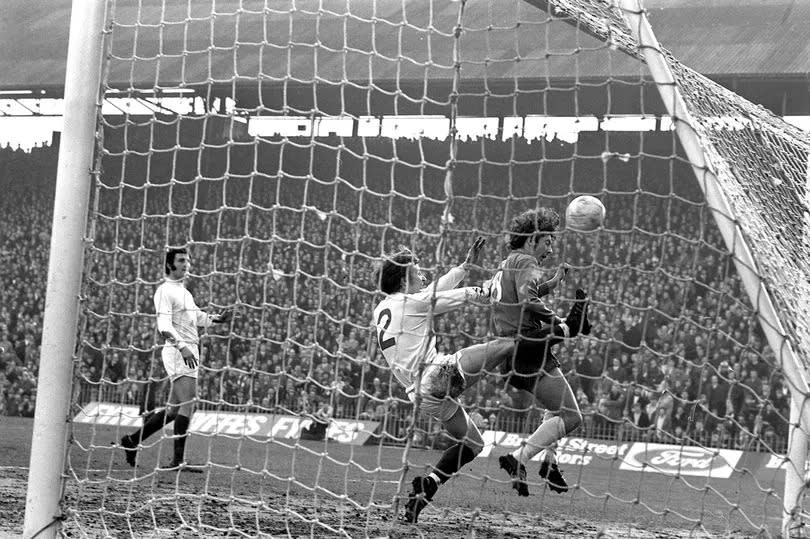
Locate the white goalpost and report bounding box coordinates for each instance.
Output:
[614,1,810,534]
[22,0,810,537]
[23,1,107,537]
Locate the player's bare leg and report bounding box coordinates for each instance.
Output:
[164,375,201,472]
[457,339,515,388]
[537,410,566,493]
[404,406,483,524]
[527,368,582,493]
[537,409,562,465]
[499,290,591,494]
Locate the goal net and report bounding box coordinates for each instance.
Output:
[56,0,809,536]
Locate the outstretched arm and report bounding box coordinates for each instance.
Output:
[431,236,487,292]
[431,266,468,293]
[409,285,491,316]
[195,307,233,327]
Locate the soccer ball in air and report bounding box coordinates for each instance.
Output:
[565,195,606,232]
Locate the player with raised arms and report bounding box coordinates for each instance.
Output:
[491,208,592,496]
[373,237,515,524]
[120,247,232,471]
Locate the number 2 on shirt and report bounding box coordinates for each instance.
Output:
[377,308,396,351]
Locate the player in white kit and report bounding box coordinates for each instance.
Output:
[372,237,514,524]
[120,247,231,471]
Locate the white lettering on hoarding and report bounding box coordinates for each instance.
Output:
[477,431,628,465]
[73,402,378,445]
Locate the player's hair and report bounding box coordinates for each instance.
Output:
[378,248,418,294]
[507,208,560,250]
[165,247,188,275]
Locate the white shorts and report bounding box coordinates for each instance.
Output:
[161,344,200,380]
[407,352,464,423]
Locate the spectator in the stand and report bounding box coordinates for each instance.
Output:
[597,382,625,438]
[670,403,691,439]
[746,369,764,396]
[627,400,652,439]
[704,374,729,428]
[606,357,629,385]
[15,331,37,366]
[761,403,788,440]
[0,324,16,368]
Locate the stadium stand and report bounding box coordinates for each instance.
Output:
[0,131,790,454]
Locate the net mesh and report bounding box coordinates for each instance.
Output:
[60,0,808,536]
[548,0,810,388]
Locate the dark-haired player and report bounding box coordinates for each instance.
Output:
[120,248,231,471]
[490,208,591,496]
[372,237,514,524]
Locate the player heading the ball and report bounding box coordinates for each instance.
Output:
[489,208,592,496]
[372,236,515,524]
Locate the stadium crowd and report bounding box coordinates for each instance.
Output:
[0,133,791,454]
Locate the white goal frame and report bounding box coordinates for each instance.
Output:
[616,0,809,535]
[22,1,107,537]
[22,0,809,537]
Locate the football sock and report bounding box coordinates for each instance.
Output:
[512,415,566,463]
[428,472,441,485]
[539,445,558,464]
[172,414,191,464]
[434,443,477,484]
[127,409,168,445]
[539,411,559,463]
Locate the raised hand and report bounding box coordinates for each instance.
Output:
[463,235,487,271]
[553,263,570,284]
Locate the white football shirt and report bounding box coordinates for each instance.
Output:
[153,277,214,358]
[372,266,487,391]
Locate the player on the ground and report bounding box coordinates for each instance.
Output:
[373,237,514,524]
[490,208,591,496]
[120,247,231,471]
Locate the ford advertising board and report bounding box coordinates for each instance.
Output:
[619,442,743,478]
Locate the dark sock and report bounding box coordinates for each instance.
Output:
[434,443,477,484]
[139,380,159,416]
[127,409,168,445]
[173,415,191,464]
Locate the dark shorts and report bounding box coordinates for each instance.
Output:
[501,327,563,392]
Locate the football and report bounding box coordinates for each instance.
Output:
[565,195,606,232]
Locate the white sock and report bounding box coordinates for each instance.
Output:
[560,323,570,338]
[540,411,559,463]
[511,415,566,464]
[540,443,559,463]
[428,472,441,485]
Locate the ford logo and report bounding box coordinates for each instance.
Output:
[619,443,743,478]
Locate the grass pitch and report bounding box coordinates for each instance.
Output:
[0,416,785,537]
